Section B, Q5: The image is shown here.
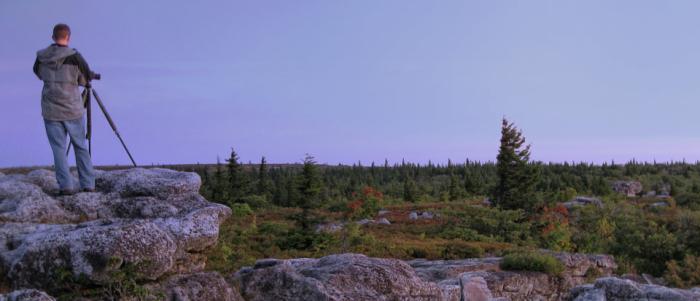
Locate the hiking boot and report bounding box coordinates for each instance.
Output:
[81,188,95,193]
[58,189,76,196]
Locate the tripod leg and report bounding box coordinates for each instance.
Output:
[86,88,92,155]
[91,89,137,167]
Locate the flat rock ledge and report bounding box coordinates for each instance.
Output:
[571,277,700,301]
[231,252,698,301]
[0,168,240,300]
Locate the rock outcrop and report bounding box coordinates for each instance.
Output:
[0,168,238,300]
[231,252,617,301]
[612,181,643,197]
[571,277,700,301]
[233,253,451,301]
[409,252,617,301]
[0,289,55,301]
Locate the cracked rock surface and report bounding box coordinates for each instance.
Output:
[0,168,239,300]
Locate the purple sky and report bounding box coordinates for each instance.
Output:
[3,1,700,167]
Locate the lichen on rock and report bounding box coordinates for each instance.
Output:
[0,168,234,300]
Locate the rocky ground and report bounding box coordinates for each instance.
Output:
[1,168,699,300]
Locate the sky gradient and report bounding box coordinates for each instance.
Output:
[2,1,700,167]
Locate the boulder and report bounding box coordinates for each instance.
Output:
[570,277,700,301]
[0,289,55,301]
[409,252,616,301]
[233,253,453,301]
[148,272,244,301]
[460,274,494,301]
[233,252,617,301]
[562,196,603,209]
[356,218,373,225]
[0,168,231,294]
[409,211,436,220]
[0,179,75,223]
[612,181,643,197]
[315,222,344,233]
[96,168,201,198]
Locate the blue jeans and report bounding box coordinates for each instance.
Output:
[44,116,95,190]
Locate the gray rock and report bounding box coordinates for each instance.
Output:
[23,169,60,193]
[149,272,243,301]
[0,289,55,301]
[96,167,201,198]
[571,286,605,301]
[377,218,391,225]
[409,252,616,301]
[409,211,435,220]
[315,222,344,233]
[460,274,493,301]
[651,201,670,208]
[570,277,700,301]
[563,196,603,209]
[0,168,231,291]
[612,181,643,197]
[377,210,390,216]
[233,253,450,301]
[594,277,644,299]
[356,218,373,225]
[421,211,435,219]
[0,179,75,223]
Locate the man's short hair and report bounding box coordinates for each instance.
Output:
[52,23,71,40]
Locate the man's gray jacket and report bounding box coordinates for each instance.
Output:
[33,44,93,121]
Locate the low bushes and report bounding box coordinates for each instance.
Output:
[500,251,564,276]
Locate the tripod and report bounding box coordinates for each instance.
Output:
[66,84,137,167]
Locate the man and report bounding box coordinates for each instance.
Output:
[33,23,96,195]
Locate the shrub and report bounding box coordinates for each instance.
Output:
[346,186,383,220]
[442,241,485,259]
[230,203,254,217]
[664,255,700,288]
[500,251,565,276]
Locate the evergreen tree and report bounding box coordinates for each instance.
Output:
[448,172,463,201]
[298,155,323,210]
[226,148,248,203]
[493,118,539,211]
[213,157,224,202]
[403,176,418,202]
[294,155,324,232]
[257,156,269,195]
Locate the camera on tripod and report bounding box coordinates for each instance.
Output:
[69,72,137,167]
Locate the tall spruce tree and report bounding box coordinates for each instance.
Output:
[493,118,539,211]
[213,157,224,202]
[295,155,323,232]
[298,155,322,210]
[257,156,269,195]
[226,148,247,203]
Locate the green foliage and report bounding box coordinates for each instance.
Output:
[500,251,565,276]
[493,118,539,212]
[53,261,151,301]
[189,146,700,283]
[226,148,248,204]
[442,241,485,259]
[231,203,254,217]
[445,206,533,244]
[664,254,700,288]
